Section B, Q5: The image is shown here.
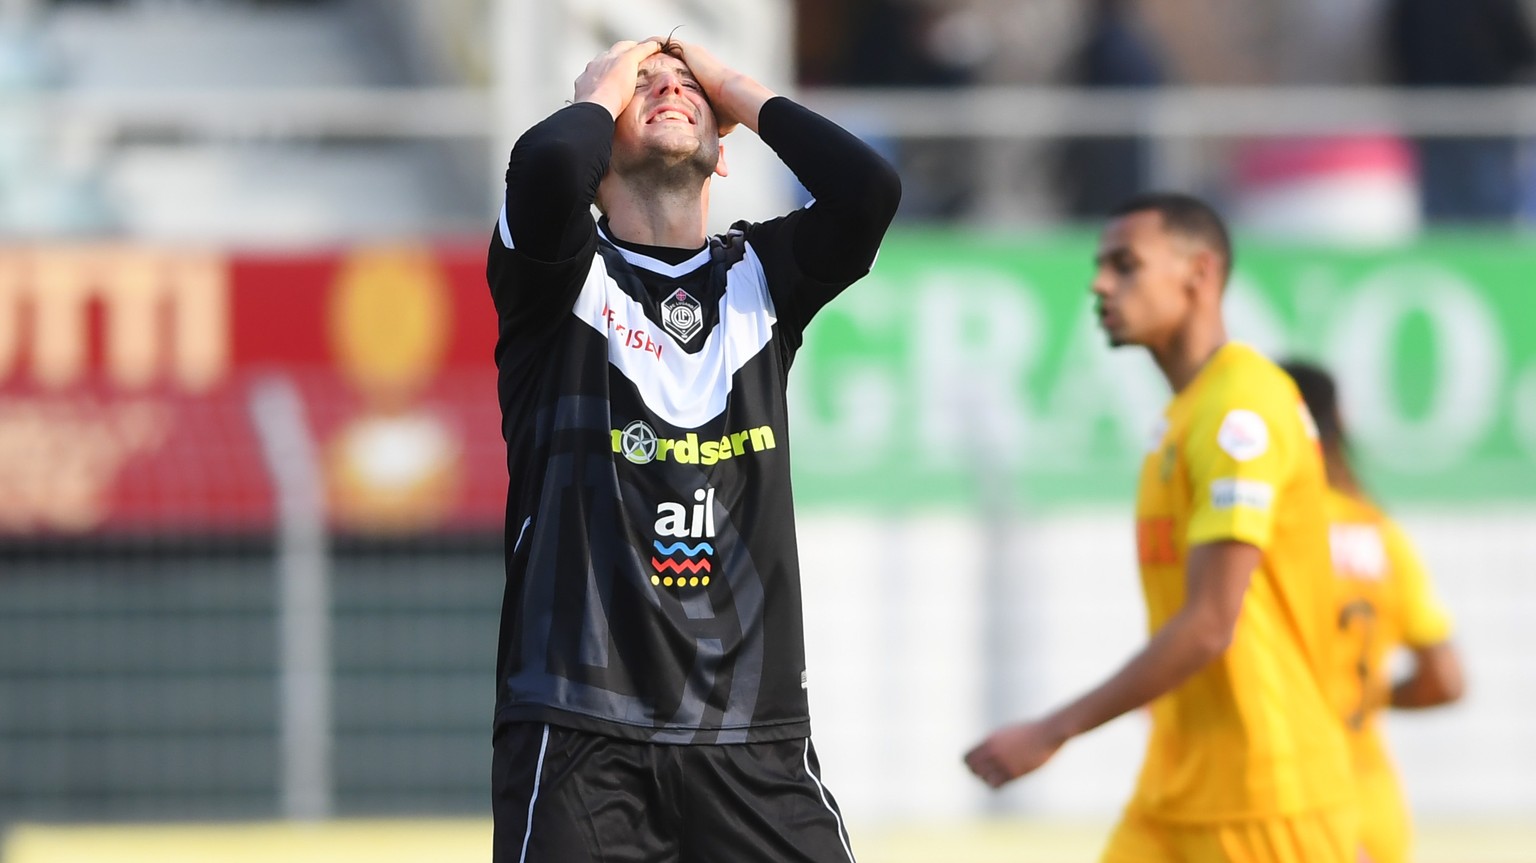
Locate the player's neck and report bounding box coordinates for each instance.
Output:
[601,178,712,249]
[1152,316,1227,393]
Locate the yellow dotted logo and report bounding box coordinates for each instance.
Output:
[648,574,712,589]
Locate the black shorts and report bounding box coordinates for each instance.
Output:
[492,722,857,863]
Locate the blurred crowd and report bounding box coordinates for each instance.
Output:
[795,0,1536,234]
[6,0,1536,239]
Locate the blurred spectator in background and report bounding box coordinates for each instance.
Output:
[1203,0,1423,244]
[0,9,111,235]
[840,0,979,88]
[1229,135,1421,245]
[796,0,1536,229]
[1386,0,1536,223]
[1054,0,1165,219]
[1133,0,1273,85]
[838,0,990,220]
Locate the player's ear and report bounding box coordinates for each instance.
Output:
[714,143,729,179]
[1188,247,1220,295]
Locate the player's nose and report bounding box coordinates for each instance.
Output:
[1089,270,1114,298]
[651,69,686,95]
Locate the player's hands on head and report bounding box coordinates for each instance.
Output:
[574,39,663,120]
[644,35,754,136]
[963,719,1069,789]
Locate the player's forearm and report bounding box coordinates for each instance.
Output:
[711,74,774,136]
[758,98,902,282]
[1051,544,1249,739]
[502,103,613,260]
[758,98,900,214]
[1049,611,1230,740]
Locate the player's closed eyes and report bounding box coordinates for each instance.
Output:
[636,72,703,93]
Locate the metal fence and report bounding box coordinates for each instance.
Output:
[0,533,503,824]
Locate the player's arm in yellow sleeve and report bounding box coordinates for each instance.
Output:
[1382,517,1465,708]
[1184,397,1293,549]
[963,540,1259,788]
[964,395,1283,789]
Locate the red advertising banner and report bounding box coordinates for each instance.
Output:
[0,244,507,535]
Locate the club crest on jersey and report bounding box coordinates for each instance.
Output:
[651,487,715,589]
[661,288,703,344]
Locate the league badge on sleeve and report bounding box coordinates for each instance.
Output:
[661,288,704,344]
[1216,409,1269,462]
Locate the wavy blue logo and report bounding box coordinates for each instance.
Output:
[654,540,714,557]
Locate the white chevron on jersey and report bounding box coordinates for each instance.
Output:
[597,223,713,277]
[572,245,777,429]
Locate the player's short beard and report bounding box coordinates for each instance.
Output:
[611,138,718,198]
[1097,322,1127,348]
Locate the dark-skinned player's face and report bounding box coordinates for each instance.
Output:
[1090,211,1202,348]
[610,53,722,177]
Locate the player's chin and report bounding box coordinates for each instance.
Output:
[649,136,710,161]
[1101,322,1149,349]
[642,124,696,144]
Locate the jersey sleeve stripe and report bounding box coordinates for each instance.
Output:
[499,201,515,249]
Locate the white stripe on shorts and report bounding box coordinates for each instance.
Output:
[519,724,551,863]
[803,739,857,863]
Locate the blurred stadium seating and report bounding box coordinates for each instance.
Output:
[2,1,1534,861]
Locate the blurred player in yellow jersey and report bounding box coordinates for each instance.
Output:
[966,193,1358,863]
[1280,360,1465,863]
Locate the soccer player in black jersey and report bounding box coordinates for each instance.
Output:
[486,37,900,863]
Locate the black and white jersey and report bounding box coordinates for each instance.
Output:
[489,98,899,745]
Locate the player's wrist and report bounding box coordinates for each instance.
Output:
[1040,709,1079,745]
[574,91,624,120]
[715,76,773,130]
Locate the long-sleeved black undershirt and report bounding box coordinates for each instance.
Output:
[502,96,901,281]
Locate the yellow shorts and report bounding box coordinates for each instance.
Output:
[1358,766,1411,863]
[1099,805,1359,863]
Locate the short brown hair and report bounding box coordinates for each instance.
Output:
[1111,192,1233,283]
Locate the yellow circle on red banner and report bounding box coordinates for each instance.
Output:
[329,248,450,402]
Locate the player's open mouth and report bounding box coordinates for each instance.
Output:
[646,107,695,126]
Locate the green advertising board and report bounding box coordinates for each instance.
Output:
[788,230,1536,508]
